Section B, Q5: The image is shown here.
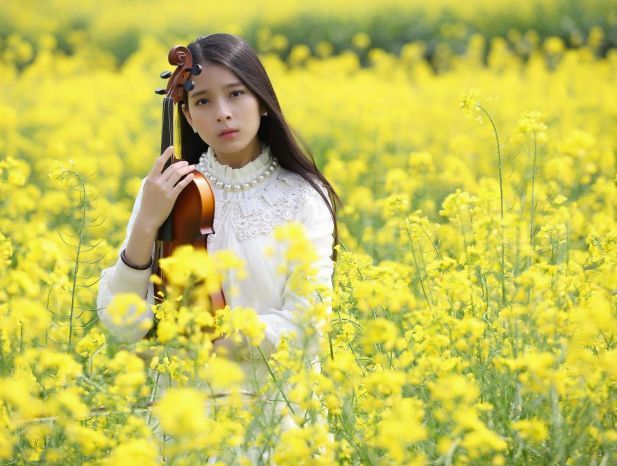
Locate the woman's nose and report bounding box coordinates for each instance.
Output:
[216,102,232,121]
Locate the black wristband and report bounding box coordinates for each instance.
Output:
[120,248,153,270]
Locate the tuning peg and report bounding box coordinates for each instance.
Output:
[155,88,167,95]
[183,81,195,92]
[191,64,202,75]
[160,71,172,79]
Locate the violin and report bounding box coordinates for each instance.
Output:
[144,46,226,339]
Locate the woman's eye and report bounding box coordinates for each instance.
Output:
[195,91,242,105]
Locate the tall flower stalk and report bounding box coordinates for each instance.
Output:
[51,167,102,351]
[477,105,507,307]
[460,90,507,307]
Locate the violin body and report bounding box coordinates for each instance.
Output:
[155,170,226,311]
[164,171,214,256]
[145,45,226,340]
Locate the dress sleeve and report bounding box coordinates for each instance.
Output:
[96,178,155,343]
[255,184,335,359]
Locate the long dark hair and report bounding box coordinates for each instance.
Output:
[178,33,340,259]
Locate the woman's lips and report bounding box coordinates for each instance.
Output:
[219,129,239,139]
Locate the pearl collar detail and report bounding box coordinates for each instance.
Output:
[196,144,279,192]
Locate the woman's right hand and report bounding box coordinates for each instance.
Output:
[136,146,196,232]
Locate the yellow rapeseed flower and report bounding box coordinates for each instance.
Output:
[373,397,426,462]
[106,292,150,327]
[101,438,158,466]
[216,305,265,346]
[153,387,207,436]
[512,418,549,443]
[352,32,371,49]
[0,233,12,265]
[64,422,111,455]
[199,356,244,391]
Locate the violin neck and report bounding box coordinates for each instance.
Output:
[156,96,175,243]
[160,96,174,159]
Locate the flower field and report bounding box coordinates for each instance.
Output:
[0,1,616,464]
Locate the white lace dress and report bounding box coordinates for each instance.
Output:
[96,142,335,396]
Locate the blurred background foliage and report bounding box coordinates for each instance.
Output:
[1,0,615,69]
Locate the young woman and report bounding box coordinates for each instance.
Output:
[96,33,339,398]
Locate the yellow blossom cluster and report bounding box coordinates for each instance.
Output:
[0,3,616,463]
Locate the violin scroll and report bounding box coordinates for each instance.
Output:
[155,45,202,103]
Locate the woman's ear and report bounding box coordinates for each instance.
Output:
[259,101,268,116]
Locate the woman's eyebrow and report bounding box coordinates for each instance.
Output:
[191,82,244,98]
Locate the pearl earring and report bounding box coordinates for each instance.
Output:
[262,112,268,117]
[193,127,198,133]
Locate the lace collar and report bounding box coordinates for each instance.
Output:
[203,142,273,184]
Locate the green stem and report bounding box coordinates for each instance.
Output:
[420,223,442,260]
[146,371,160,426]
[256,345,296,416]
[528,130,539,271]
[336,309,366,377]
[68,172,87,351]
[416,232,436,305]
[403,218,433,310]
[458,205,475,314]
[478,105,506,307]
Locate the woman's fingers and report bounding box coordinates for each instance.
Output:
[172,171,195,194]
[149,145,175,177]
[161,159,188,183]
[164,162,195,188]
[139,147,196,230]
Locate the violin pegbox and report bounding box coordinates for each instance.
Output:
[182,64,202,93]
[183,81,195,92]
[154,45,201,103]
[155,71,172,95]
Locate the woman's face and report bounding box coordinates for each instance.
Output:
[182,63,264,166]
